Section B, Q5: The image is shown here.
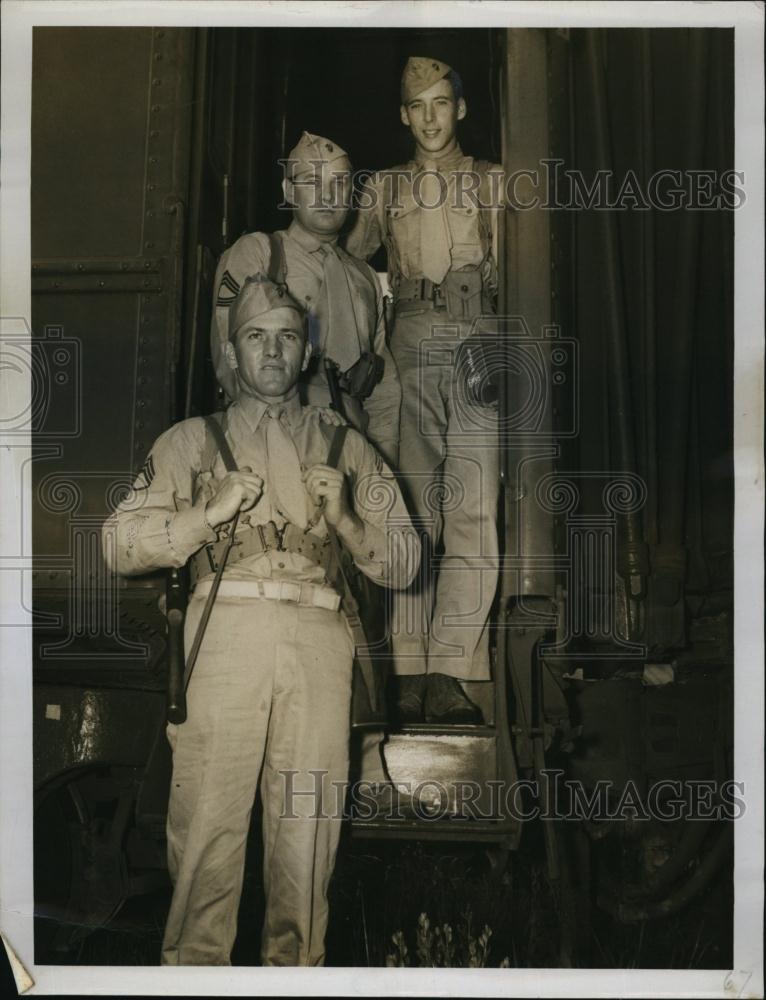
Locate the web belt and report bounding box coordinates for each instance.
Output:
[190,521,332,588]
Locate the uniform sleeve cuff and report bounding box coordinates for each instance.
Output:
[167,505,218,563]
[345,523,388,582]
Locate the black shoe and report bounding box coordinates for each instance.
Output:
[424,673,483,725]
[395,675,426,723]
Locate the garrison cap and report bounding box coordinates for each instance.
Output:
[287,131,349,181]
[228,273,305,341]
[401,56,452,103]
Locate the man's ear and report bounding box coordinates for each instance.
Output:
[400,104,411,128]
[282,176,295,206]
[224,339,238,371]
[457,98,467,121]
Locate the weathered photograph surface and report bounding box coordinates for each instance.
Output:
[27,23,737,971]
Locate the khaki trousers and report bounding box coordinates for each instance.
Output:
[389,308,499,681]
[161,594,353,966]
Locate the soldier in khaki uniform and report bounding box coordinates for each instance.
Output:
[104,275,418,966]
[346,57,503,724]
[211,131,401,468]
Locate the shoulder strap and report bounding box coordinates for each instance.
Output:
[379,164,413,284]
[326,422,349,470]
[471,158,494,246]
[266,231,287,287]
[323,423,378,712]
[203,411,238,473]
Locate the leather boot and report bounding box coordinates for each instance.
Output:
[395,674,426,723]
[424,672,483,724]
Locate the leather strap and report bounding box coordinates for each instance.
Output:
[323,424,379,712]
[326,421,348,468]
[266,231,287,287]
[203,413,237,473]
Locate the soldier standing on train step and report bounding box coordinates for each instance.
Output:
[212,131,401,789]
[346,56,504,724]
[211,131,401,469]
[104,274,418,966]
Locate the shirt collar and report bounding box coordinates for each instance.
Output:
[287,218,339,254]
[233,388,302,432]
[414,143,465,171]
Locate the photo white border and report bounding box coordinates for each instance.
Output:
[1,2,763,996]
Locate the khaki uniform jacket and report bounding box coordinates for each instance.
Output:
[345,145,503,295]
[212,221,395,401]
[103,392,419,593]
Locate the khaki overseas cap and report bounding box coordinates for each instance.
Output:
[401,56,451,103]
[229,273,305,340]
[287,131,349,180]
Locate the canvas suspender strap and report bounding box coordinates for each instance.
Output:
[325,417,348,470]
[182,414,241,694]
[472,158,494,250]
[266,231,287,288]
[204,411,238,472]
[323,424,379,712]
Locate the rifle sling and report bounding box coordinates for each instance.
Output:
[324,424,379,713]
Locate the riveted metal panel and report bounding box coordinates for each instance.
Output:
[31,27,195,672]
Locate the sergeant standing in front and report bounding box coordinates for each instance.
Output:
[211,131,401,468]
[346,57,504,724]
[103,274,418,966]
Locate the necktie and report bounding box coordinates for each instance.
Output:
[265,406,308,529]
[320,244,363,372]
[419,161,452,285]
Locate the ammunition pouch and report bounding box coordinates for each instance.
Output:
[394,270,492,320]
[189,520,332,588]
[336,351,385,400]
[442,270,486,320]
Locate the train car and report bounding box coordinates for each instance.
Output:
[29,25,734,964]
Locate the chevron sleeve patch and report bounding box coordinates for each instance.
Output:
[216,269,241,307]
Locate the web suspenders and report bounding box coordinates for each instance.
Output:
[190,416,379,712]
[323,424,379,712]
[266,231,287,287]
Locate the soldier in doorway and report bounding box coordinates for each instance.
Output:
[211,131,401,468]
[346,57,504,724]
[211,131,402,786]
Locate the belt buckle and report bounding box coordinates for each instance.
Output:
[259,521,281,551]
[274,522,287,551]
[281,581,302,604]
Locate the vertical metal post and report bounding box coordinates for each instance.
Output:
[584,30,647,632]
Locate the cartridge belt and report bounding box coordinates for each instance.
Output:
[193,577,341,612]
[189,520,332,587]
[395,276,448,306]
[393,271,491,319]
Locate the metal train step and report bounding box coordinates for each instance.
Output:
[380,725,499,818]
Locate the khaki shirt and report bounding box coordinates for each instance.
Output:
[103,392,419,591]
[212,220,393,399]
[345,145,503,292]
